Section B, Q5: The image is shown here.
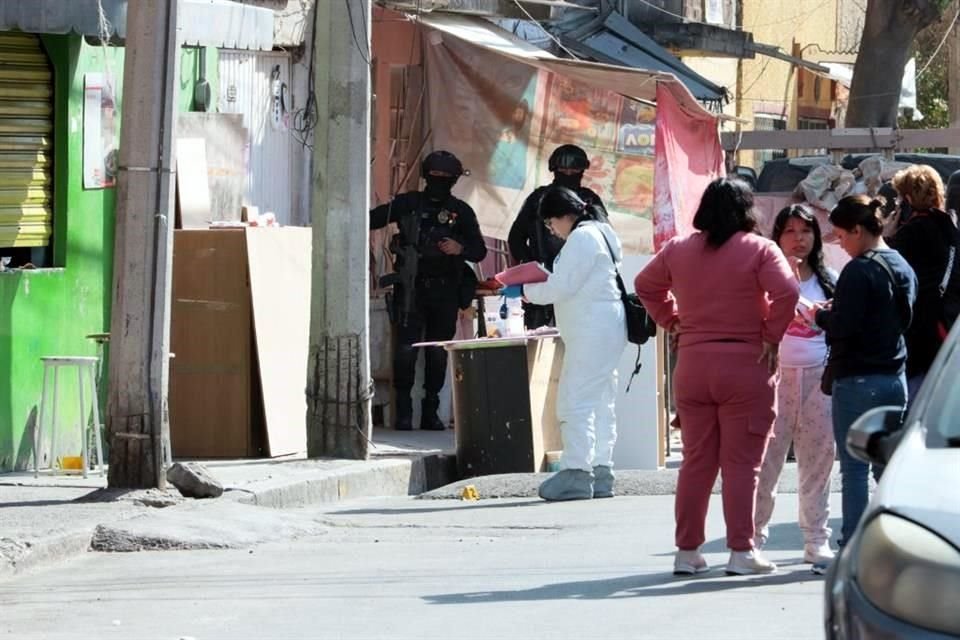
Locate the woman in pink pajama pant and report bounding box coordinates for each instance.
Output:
[754,206,837,567]
[635,178,798,577]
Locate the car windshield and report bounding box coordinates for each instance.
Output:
[922,339,960,448]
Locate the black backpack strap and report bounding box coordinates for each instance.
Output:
[597,226,629,302]
[597,227,645,392]
[625,348,642,393]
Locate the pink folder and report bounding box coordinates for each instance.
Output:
[495,262,549,286]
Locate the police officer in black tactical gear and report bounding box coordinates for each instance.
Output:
[370,150,487,431]
[507,144,609,329]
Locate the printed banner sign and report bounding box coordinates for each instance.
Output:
[425,35,657,255]
[83,72,119,189]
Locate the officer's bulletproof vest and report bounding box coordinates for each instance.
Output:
[394,194,463,280]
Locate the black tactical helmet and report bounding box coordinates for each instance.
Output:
[421,150,464,178]
[548,144,590,172]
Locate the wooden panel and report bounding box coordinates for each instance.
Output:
[169,230,253,457]
[527,338,563,472]
[175,138,212,229]
[721,127,960,151]
[177,112,247,224]
[245,227,310,456]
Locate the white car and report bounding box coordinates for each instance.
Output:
[824,324,960,639]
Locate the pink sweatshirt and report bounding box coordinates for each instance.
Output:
[634,231,799,348]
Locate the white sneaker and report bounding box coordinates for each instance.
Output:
[725,549,777,575]
[804,542,835,565]
[673,549,710,576]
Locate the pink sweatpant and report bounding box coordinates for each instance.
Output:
[674,343,776,552]
[755,365,834,547]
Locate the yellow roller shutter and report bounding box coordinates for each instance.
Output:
[0,32,53,248]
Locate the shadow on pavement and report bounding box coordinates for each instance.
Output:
[422,567,821,605]
[332,498,549,516]
[700,518,843,553]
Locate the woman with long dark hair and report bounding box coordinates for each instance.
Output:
[519,186,627,501]
[754,205,837,566]
[812,195,916,549]
[635,178,799,576]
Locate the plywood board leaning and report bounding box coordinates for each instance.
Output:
[175,137,212,229]
[245,227,311,456]
[169,230,254,458]
[527,337,563,471]
[178,113,247,225]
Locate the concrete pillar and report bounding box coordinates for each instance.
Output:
[306,0,373,458]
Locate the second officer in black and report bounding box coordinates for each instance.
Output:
[370,150,487,431]
[508,144,608,329]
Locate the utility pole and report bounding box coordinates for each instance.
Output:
[306,0,373,458]
[107,0,179,487]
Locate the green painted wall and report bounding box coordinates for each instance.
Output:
[180,46,219,113]
[0,36,219,471]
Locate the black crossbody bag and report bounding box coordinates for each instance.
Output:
[598,231,658,390]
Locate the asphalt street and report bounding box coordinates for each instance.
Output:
[0,493,837,640]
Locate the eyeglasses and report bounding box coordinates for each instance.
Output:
[543,219,554,230]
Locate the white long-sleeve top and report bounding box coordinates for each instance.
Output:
[524,220,625,337]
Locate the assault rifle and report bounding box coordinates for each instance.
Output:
[379,209,421,327]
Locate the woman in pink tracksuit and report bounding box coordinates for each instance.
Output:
[635,178,799,576]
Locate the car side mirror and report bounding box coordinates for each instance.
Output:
[847,406,905,465]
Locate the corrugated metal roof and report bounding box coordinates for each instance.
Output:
[0,0,273,51]
[554,10,727,105]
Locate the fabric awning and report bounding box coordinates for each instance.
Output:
[411,11,717,120]
[0,0,274,50]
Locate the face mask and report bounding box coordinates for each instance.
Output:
[424,177,457,201]
[553,172,583,190]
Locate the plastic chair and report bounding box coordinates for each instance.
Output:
[33,356,104,478]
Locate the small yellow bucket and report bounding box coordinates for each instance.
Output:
[59,455,83,470]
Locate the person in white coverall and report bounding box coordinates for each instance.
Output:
[507,185,628,501]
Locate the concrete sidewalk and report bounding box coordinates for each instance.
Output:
[0,425,842,581]
[0,428,455,579]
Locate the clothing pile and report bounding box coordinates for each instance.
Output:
[795,156,913,211]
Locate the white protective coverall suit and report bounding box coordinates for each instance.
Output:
[524,220,628,471]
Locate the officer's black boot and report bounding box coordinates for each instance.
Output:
[394,392,413,431]
[419,395,446,431]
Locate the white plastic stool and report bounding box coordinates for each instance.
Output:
[33,356,104,478]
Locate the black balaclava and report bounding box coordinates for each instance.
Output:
[553,171,583,191]
[424,176,457,202]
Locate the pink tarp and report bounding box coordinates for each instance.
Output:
[652,83,725,250]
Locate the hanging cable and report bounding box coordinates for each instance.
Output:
[917,3,960,78]
[344,0,373,67]
[291,0,320,149]
[510,0,581,60]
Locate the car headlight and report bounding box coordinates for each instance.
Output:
[856,513,960,636]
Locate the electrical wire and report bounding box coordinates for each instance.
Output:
[509,0,581,60]
[917,2,960,78]
[344,0,373,67]
[291,0,320,149]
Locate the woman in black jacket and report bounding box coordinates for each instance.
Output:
[812,195,917,549]
[889,165,960,399]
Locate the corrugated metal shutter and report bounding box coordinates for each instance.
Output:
[0,32,53,248]
[218,50,293,225]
